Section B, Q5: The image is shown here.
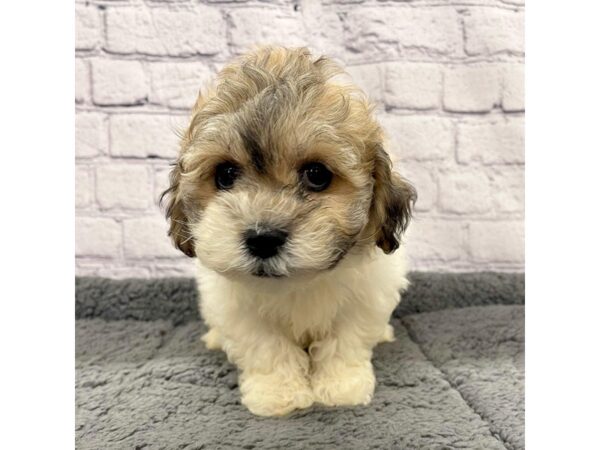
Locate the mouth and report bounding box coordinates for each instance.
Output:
[247,242,356,279]
[252,267,285,278]
[249,259,287,278]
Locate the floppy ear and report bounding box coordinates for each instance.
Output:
[160,161,196,258]
[370,145,417,254]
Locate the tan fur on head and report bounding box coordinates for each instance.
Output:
[161,46,416,276]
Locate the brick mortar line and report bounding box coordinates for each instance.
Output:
[75,106,524,119]
[78,1,525,11]
[75,51,525,64]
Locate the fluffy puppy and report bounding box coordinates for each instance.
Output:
[161,47,416,417]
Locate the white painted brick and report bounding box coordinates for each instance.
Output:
[123,216,183,258]
[384,64,443,110]
[229,8,306,52]
[502,64,525,112]
[74,263,103,277]
[151,263,195,278]
[464,8,524,56]
[76,112,108,158]
[439,169,492,214]
[76,166,92,208]
[83,263,156,279]
[457,118,524,165]
[96,165,152,210]
[469,220,524,263]
[399,163,437,212]
[148,62,214,109]
[106,6,226,56]
[75,59,90,104]
[488,167,524,214]
[96,266,152,279]
[325,0,364,4]
[110,114,185,159]
[75,4,102,51]
[443,65,502,113]
[346,64,384,107]
[380,115,454,161]
[345,8,462,60]
[405,219,467,262]
[308,12,345,61]
[91,59,148,106]
[298,0,321,33]
[76,217,122,257]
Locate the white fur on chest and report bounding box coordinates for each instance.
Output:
[196,246,409,347]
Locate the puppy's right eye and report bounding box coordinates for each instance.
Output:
[300,162,333,192]
[215,162,240,190]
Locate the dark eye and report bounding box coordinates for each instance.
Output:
[215,162,240,190]
[300,162,333,192]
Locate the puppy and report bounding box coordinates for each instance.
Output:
[161,47,416,417]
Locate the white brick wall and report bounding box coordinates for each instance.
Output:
[75,0,525,277]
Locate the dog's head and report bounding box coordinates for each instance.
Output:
[161,47,416,279]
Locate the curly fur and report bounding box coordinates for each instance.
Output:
[161,47,416,416]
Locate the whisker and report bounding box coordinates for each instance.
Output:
[179,234,194,246]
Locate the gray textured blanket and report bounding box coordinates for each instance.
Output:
[76,273,524,450]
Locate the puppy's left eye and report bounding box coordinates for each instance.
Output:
[215,162,240,190]
[300,162,333,192]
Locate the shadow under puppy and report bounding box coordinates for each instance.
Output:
[162,47,416,417]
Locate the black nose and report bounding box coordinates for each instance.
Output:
[245,228,288,259]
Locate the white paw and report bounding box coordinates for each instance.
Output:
[201,328,222,350]
[380,324,395,343]
[240,371,314,417]
[311,361,375,407]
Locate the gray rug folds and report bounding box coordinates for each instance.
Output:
[76,272,524,450]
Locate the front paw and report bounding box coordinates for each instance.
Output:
[311,361,375,407]
[201,328,222,350]
[240,371,314,417]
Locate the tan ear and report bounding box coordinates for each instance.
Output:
[370,145,417,254]
[160,161,196,257]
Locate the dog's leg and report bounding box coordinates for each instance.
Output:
[380,323,395,343]
[310,328,377,407]
[223,326,314,417]
[200,328,222,350]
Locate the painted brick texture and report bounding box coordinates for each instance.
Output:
[75,0,525,277]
